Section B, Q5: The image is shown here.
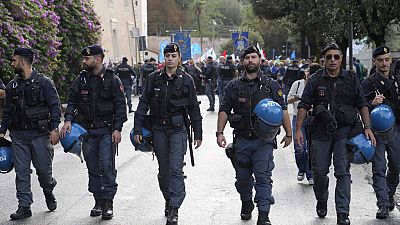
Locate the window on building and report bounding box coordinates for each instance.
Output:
[112,29,119,61]
[124,0,130,8]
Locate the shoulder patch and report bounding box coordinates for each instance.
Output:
[278,89,283,97]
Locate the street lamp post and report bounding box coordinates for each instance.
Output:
[348,2,353,71]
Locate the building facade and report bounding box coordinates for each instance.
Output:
[92,0,147,64]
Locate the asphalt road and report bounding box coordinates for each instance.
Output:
[0,95,399,225]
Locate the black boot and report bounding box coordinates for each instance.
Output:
[337,213,350,225]
[166,207,178,225]
[90,200,103,217]
[164,200,170,217]
[207,107,215,111]
[257,211,272,225]
[102,200,113,220]
[44,191,57,211]
[376,206,389,219]
[389,196,395,211]
[240,200,254,220]
[316,201,327,218]
[10,207,32,220]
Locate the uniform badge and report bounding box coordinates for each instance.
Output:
[173,45,177,52]
[384,48,387,53]
[278,89,283,97]
[85,48,90,55]
[319,89,325,97]
[380,80,385,86]
[119,84,124,92]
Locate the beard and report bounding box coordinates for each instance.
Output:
[82,63,95,72]
[245,64,260,73]
[13,67,23,75]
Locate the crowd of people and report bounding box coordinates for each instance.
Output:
[0,42,400,225]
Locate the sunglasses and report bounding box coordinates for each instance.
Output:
[325,54,341,60]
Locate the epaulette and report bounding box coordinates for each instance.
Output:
[79,70,88,76]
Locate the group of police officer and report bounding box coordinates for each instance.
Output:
[0,42,399,225]
[0,45,127,221]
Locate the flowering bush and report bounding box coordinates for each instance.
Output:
[0,0,101,101]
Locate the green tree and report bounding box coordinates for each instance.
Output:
[51,0,101,101]
[352,0,400,46]
[0,0,61,81]
[0,0,101,101]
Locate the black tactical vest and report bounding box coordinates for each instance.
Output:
[149,70,190,119]
[10,73,49,130]
[75,70,115,127]
[312,70,359,126]
[230,76,273,130]
[142,64,156,80]
[220,63,235,79]
[116,63,131,80]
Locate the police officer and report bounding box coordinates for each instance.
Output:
[133,43,202,225]
[0,47,61,219]
[185,58,202,94]
[141,58,157,93]
[217,55,237,104]
[295,43,376,225]
[203,56,217,111]
[60,45,127,220]
[361,46,400,219]
[115,57,137,113]
[217,46,292,225]
[282,59,300,102]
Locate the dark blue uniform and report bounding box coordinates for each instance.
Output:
[134,67,202,210]
[0,70,61,208]
[203,61,217,110]
[220,71,286,214]
[361,71,400,210]
[298,69,367,215]
[64,67,127,201]
[217,61,236,104]
[141,63,157,93]
[115,61,136,111]
[282,63,300,101]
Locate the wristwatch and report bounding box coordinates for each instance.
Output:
[216,131,224,137]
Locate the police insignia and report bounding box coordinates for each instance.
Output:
[384,48,387,53]
[278,89,283,96]
[173,44,177,51]
[319,89,325,96]
[86,48,90,55]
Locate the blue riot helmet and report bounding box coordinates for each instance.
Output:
[60,123,88,162]
[347,133,375,164]
[371,104,395,133]
[0,137,13,174]
[253,98,283,141]
[130,127,154,152]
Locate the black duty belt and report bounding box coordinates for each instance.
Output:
[82,121,111,129]
[158,118,171,126]
[234,130,258,140]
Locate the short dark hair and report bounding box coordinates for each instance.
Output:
[20,55,34,65]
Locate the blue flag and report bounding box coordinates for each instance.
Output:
[174,32,191,61]
[232,32,249,57]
